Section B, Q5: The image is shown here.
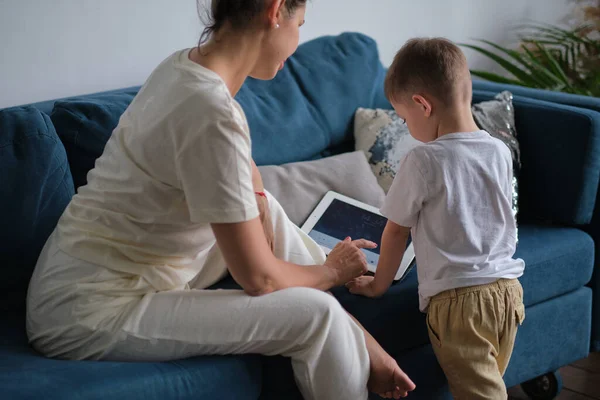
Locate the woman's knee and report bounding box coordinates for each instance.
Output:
[282,287,346,321]
[276,288,359,355]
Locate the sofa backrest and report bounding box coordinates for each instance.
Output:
[237,32,390,165]
[474,90,600,226]
[0,107,75,313]
[473,80,600,113]
[49,32,390,189]
[51,89,138,189]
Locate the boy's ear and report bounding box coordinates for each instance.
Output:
[412,95,432,117]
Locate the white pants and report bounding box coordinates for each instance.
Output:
[27,193,370,400]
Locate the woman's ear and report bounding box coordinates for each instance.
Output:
[412,95,432,117]
[267,0,286,28]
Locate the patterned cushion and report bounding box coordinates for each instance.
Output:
[472,91,521,174]
[353,108,420,192]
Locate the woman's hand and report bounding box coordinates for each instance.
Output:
[325,237,377,286]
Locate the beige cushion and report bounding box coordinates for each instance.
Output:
[259,151,385,226]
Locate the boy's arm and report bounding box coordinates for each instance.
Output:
[347,221,410,298]
[347,150,426,298]
[374,221,411,292]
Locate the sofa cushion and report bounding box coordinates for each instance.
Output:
[237,32,390,166]
[258,151,385,226]
[514,224,594,306]
[0,314,262,400]
[0,107,75,313]
[331,224,594,354]
[50,89,138,189]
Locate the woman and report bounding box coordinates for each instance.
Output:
[26,1,415,398]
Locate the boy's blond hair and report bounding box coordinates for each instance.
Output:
[384,38,471,106]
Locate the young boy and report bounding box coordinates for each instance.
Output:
[347,38,526,399]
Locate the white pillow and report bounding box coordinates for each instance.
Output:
[259,151,385,226]
[354,108,422,192]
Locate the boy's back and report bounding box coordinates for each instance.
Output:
[382,131,524,310]
[382,130,524,310]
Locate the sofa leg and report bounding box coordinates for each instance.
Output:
[520,370,563,400]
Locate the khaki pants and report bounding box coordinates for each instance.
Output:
[427,279,525,400]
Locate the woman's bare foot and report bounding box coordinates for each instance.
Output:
[340,309,415,398]
[368,350,416,399]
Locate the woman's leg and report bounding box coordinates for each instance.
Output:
[265,192,416,397]
[265,190,327,265]
[104,287,370,400]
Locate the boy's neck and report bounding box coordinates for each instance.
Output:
[436,105,480,139]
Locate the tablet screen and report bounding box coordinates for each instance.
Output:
[307,199,387,266]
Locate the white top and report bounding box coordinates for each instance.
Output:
[381,131,524,311]
[56,49,259,292]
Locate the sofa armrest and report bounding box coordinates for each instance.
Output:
[473,80,600,113]
[473,90,600,227]
[586,203,600,351]
[474,88,600,352]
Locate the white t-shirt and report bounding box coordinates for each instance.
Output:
[381,131,524,311]
[56,49,259,292]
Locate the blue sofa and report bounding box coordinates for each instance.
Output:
[2,32,599,400]
[473,79,600,354]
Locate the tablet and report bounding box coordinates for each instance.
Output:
[301,191,415,281]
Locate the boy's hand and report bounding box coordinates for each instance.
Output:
[346,276,386,298]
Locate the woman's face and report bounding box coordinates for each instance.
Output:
[251,4,306,80]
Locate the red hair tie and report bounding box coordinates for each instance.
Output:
[255,191,267,198]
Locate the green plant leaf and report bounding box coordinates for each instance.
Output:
[469,70,525,86]
[525,23,593,44]
[516,22,596,51]
[475,39,556,85]
[469,22,598,97]
[520,23,596,53]
[532,41,572,87]
[460,43,545,87]
[519,44,566,86]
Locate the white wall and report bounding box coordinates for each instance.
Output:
[0,0,569,109]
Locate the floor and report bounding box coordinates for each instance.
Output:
[508,353,600,399]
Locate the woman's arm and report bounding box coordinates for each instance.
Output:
[212,219,375,296]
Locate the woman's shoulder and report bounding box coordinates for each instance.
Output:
[144,49,234,109]
[176,84,240,129]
